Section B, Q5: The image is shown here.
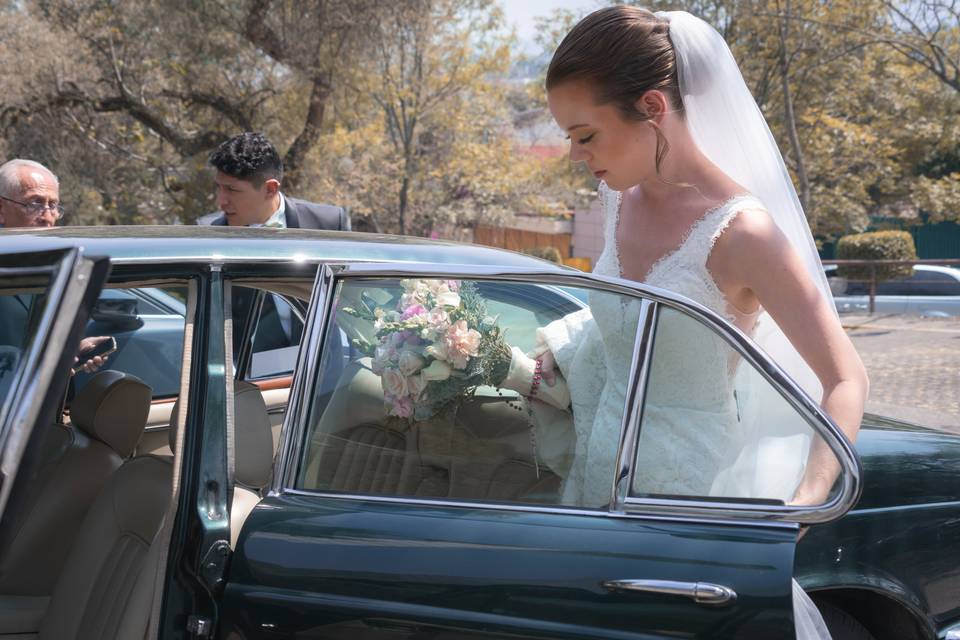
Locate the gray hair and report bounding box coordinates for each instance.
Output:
[0,159,58,198]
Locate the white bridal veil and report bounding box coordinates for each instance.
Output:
[658,14,837,639]
[657,11,837,497]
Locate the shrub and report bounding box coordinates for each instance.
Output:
[521,245,563,264]
[835,231,916,281]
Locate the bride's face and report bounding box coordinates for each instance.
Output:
[547,80,660,191]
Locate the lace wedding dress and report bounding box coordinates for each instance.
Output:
[534,183,761,506]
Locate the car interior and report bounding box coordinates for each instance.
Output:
[0,278,296,639]
[0,274,633,637]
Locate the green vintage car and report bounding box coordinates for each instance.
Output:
[0,226,956,640]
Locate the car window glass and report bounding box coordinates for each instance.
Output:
[295,277,639,510]
[910,270,960,296]
[73,285,186,398]
[631,307,841,506]
[0,288,50,406]
[247,293,305,379]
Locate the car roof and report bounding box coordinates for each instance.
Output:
[0,225,569,271]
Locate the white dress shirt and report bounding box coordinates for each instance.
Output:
[249,194,287,229]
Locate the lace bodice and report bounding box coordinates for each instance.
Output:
[594,183,762,331]
[536,184,770,505]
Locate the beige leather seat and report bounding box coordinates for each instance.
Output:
[36,382,273,639]
[37,453,171,639]
[0,371,152,596]
[303,361,561,502]
[169,381,274,548]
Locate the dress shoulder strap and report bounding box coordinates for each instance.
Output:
[598,182,621,247]
[684,194,765,259]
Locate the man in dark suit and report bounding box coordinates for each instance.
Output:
[198,132,350,230]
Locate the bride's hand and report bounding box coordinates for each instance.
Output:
[539,350,557,387]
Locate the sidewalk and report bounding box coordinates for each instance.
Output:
[841,313,960,434]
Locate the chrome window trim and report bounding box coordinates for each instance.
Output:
[611,300,657,511]
[279,488,798,531]
[270,264,336,495]
[272,261,861,524]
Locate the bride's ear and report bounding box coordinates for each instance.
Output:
[634,90,670,122]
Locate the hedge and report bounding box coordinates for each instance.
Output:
[835,230,917,281]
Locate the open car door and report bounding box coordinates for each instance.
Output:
[0,247,110,525]
[220,263,862,639]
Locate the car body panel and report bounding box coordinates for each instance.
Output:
[222,495,799,640]
[797,414,960,636]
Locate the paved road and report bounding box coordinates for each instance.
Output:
[842,313,960,434]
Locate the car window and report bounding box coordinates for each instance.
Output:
[631,307,841,505]
[294,277,638,510]
[908,269,960,296]
[73,286,186,398]
[247,293,305,380]
[0,290,48,406]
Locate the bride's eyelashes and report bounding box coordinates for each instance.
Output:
[565,133,596,144]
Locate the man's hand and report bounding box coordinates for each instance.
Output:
[73,336,113,375]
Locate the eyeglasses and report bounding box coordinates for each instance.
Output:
[0,195,65,220]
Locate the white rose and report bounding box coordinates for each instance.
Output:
[381,367,409,397]
[435,291,460,308]
[398,350,425,376]
[425,342,448,361]
[421,359,452,382]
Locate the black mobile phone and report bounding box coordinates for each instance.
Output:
[72,337,118,375]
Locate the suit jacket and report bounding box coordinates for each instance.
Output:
[199,195,350,231]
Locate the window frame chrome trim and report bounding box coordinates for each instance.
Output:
[272,261,862,525]
[270,264,337,495]
[610,299,656,511]
[278,487,799,531]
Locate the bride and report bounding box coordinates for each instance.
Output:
[502,7,869,639]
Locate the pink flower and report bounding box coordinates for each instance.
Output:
[443,320,481,370]
[381,367,409,397]
[388,394,413,418]
[401,304,427,321]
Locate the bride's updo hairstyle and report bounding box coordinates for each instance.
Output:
[547,6,683,174]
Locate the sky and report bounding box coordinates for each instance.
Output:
[500,0,597,52]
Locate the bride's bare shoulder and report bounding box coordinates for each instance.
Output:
[712,204,794,273]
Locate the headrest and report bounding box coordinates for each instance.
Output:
[72,370,152,457]
[169,381,274,489]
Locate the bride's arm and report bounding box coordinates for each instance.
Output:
[718,209,869,505]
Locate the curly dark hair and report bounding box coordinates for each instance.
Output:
[208,132,283,186]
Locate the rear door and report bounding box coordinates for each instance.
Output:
[220,263,861,639]
[0,247,110,521]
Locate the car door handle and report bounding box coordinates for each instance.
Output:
[602,579,737,606]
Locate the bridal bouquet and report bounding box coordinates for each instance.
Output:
[341,279,512,421]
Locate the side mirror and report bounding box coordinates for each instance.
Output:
[91,298,143,330]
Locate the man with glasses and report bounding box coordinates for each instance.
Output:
[0,159,110,378]
[0,159,64,228]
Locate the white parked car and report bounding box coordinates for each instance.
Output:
[825,264,960,316]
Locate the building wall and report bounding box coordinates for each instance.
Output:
[572,197,604,270]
